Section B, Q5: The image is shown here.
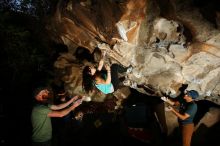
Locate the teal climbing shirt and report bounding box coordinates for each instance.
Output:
[95,83,114,94]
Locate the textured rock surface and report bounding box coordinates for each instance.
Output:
[48,0,220,105]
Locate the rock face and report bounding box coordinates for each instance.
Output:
[48,0,220,105]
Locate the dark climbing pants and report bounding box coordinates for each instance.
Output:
[110,64,127,91]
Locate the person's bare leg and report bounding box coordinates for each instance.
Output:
[182,124,194,146]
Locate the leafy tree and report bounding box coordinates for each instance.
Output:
[0,0,58,18]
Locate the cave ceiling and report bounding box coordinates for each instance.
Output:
[47,0,220,105]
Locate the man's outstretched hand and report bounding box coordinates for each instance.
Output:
[72,98,83,108]
[70,95,80,102]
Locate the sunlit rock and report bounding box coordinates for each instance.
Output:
[48,0,220,106]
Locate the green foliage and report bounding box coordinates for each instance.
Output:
[0,0,59,18]
[0,10,53,92]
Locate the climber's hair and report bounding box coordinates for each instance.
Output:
[82,66,95,93]
[82,65,104,93]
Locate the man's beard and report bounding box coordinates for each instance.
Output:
[42,95,53,104]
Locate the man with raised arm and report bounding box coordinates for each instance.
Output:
[161,90,199,146]
[31,86,82,146]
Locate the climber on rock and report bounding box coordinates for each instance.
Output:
[82,50,132,95]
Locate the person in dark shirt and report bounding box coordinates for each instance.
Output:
[161,90,199,146]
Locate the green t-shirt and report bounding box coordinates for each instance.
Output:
[31,104,52,142]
